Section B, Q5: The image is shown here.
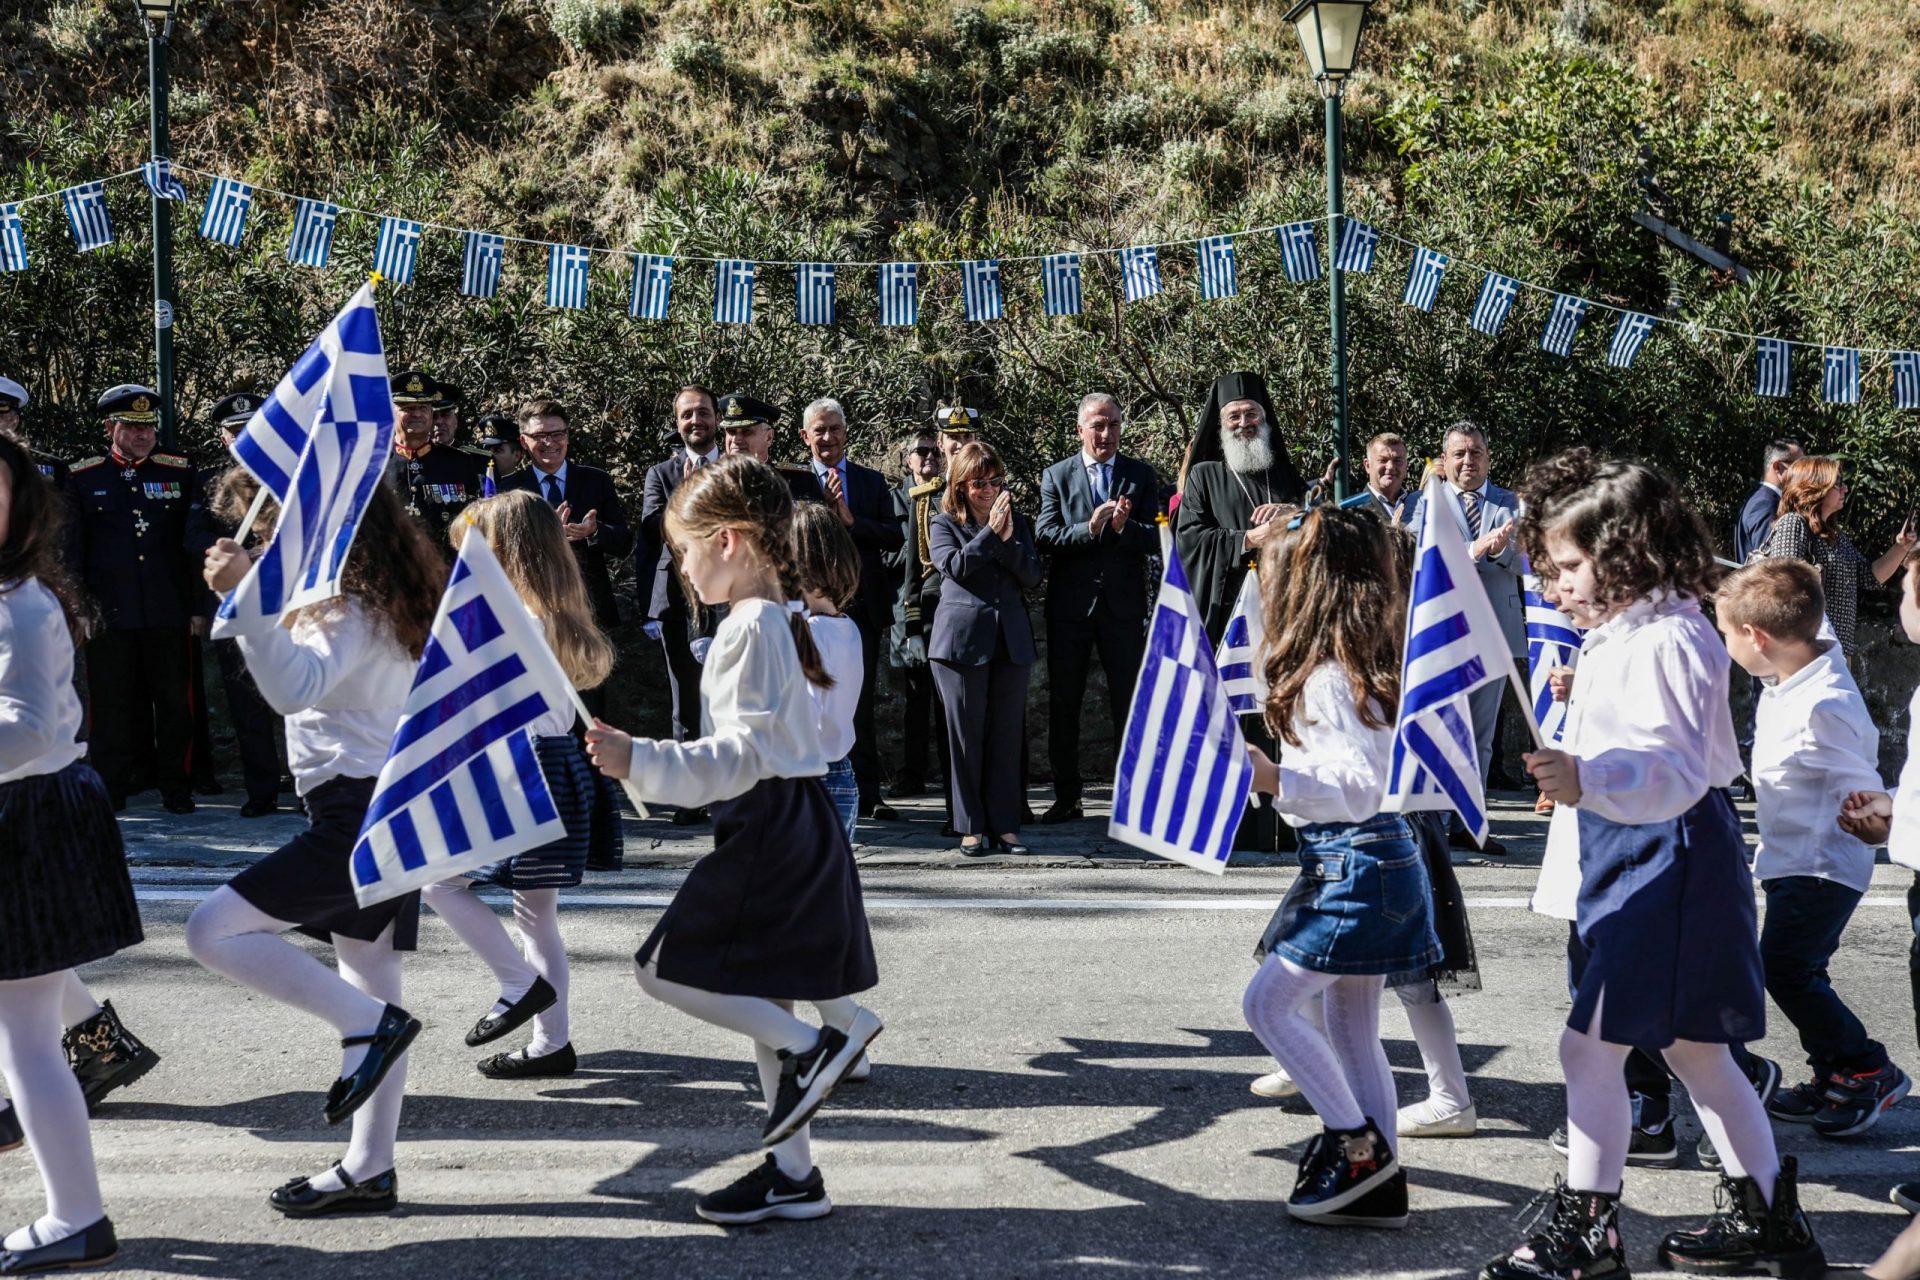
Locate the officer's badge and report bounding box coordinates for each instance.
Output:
[131,395,151,414]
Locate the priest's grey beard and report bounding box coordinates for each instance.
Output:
[1220,424,1274,475]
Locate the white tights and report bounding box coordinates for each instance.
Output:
[422,882,570,1056]
[185,888,408,1189]
[0,972,103,1251]
[0,972,106,1124]
[1397,992,1472,1116]
[1243,956,1396,1153]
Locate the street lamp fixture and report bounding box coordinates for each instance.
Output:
[1284,0,1374,94]
[135,0,176,26]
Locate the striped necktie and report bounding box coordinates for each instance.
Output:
[1460,489,1482,538]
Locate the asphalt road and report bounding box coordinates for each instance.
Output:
[5,793,1917,1279]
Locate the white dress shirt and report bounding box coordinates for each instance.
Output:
[1272,662,1394,828]
[0,578,85,785]
[806,612,864,762]
[1889,687,1920,873]
[627,596,828,806]
[1751,641,1882,890]
[811,457,848,496]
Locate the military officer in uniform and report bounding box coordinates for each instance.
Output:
[715,392,826,503]
[476,412,526,482]
[0,376,69,487]
[65,385,212,813]
[388,369,486,547]
[887,420,960,831]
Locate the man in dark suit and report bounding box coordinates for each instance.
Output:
[1034,392,1161,823]
[500,395,635,639]
[802,397,907,821]
[1731,437,1804,772]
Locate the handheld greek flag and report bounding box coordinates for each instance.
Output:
[482,461,497,499]
[288,200,340,269]
[796,262,836,326]
[963,259,1004,321]
[198,177,253,247]
[213,281,395,638]
[61,182,113,252]
[1756,338,1791,399]
[1540,293,1590,358]
[1334,217,1379,273]
[879,261,919,326]
[546,243,591,310]
[1896,352,1920,411]
[1275,222,1322,283]
[1120,245,1162,302]
[1606,312,1656,368]
[461,231,506,299]
[373,217,423,285]
[713,258,756,325]
[1469,273,1519,336]
[1109,543,1255,875]
[629,253,673,320]
[1822,346,1860,405]
[1197,235,1238,300]
[349,528,578,907]
[0,205,25,274]
[1402,247,1449,312]
[141,160,188,202]
[1216,569,1266,716]
[1524,568,1583,747]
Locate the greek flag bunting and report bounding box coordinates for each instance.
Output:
[141,160,188,202]
[795,262,836,326]
[629,253,673,320]
[1108,543,1254,875]
[1043,253,1082,316]
[1275,221,1322,283]
[713,258,756,325]
[1540,294,1590,357]
[1756,338,1791,398]
[1524,567,1584,747]
[61,182,113,252]
[1197,235,1238,300]
[1334,217,1380,273]
[545,243,591,310]
[1402,247,1449,312]
[1120,246,1162,302]
[287,200,340,269]
[213,281,396,639]
[1469,273,1520,336]
[373,217,423,285]
[198,177,253,247]
[1606,312,1657,368]
[461,232,505,299]
[349,528,578,907]
[879,261,919,327]
[963,259,1004,322]
[1822,346,1860,405]
[0,205,25,274]
[1215,570,1267,716]
[1895,352,1920,411]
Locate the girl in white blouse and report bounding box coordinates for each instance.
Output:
[588,456,880,1226]
[1239,506,1439,1231]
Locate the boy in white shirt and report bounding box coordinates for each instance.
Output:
[1718,559,1909,1139]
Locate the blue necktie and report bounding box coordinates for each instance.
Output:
[1091,462,1108,504]
[543,473,563,508]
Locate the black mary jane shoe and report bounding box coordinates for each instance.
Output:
[269,1164,399,1218]
[0,1217,119,1275]
[959,838,991,858]
[0,1103,21,1153]
[324,1004,422,1126]
[477,1042,578,1080]
[992,838,1031,856]
[464,976,557,1048]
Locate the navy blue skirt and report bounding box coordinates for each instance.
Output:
[0,761,144,981]
[468,735,597,891]
[1257,813,1442,977]
[1570,790,1764,1048]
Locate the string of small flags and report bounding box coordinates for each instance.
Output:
[1,159,1916,411]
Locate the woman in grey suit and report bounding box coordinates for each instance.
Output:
[928,443,1042,855]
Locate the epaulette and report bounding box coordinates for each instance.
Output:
[70,456,108,472]
[910,477,944,498]
[149,452,191,468]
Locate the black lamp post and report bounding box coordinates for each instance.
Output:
[1284,0,1373,501]
[137,0,178,447]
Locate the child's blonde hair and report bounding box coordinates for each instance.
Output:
[450,490,615,690]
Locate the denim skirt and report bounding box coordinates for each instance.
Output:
[1256,812,1442,976]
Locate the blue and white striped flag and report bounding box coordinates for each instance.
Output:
[713,258,756,325]
[1469,273,1519,336]
[1333,217,1380,273]
[1197,235,1238,300]
[1275,221,1322,283]
[1823,346,1860,405]
[963,259,1004,321]
[350,528,578,906]
[1043,253,1082,316]
[1540,293,1590,357]
[461,231,505,298]
[795,262,836,325]
[198,176,252,247]
[1524,567,1583,748]
[879,261,919,326]
[1109,542,1255,875]
[141,159,188,202]
[213,281,396,639]
[1120,245,1162,302]
[1895,352,1920,411]
[288,199,340,269]
[546,243,591,310]
[62,182,113,252]
[1402,247,1448,311]
[1215,569,1266,716]
[1606,311,1656,368]
[0,205,25,274]
[1756,337,1791,398]
[629,253,673,320]
[373,217,423,285]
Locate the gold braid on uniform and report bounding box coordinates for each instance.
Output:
[911,478,941,574]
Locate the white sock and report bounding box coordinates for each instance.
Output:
[1242,956,1367,1133]
[308,927,408,1192]
[513,890,569,1056]
[1402,995,1472,1115]
[422,880,536,1016]
[0,972,104,1250]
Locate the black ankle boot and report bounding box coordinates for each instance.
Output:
[1286,1119,1399,1222]
[1480,1180,1629,1280]
[1658,1154,1825,1277]
[63,1000,161,1113]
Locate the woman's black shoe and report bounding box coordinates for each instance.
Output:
[992,838,1030,855]
[0,1102,21,1152]
[324,1005,421,1125]
[0,1217,118,1275]
[477,1043,578,1079]
[959,839,991,858]
[269,1165,399,1217]
[1287,1121,1399,1221]
[464,976,557,1047]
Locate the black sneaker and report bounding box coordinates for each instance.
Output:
[762,1008,882,1147]
[1697,1130,1721,1171]
[695,1154,831,1225]
[1298,1167,1409,1230]
[63,1000,161,1113]
[1548,1094,1678,1169]
[1768,1077,1829,1123]
[1480,1180,1628,1280]
[1745,1054,1782,1109]
[1811,1064,1911,1138]
[1657,1154,1825,1277]
[1286,1121,1399,1222]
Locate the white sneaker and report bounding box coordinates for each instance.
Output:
[1396,1100,1477,1138]
[1250,1070,1300,1099]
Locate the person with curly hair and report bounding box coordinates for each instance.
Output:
[1758,455,1915,663]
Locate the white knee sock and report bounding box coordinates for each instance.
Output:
[308,929,408,1193]
[634,961,817,1054]
[1242,956,1367,1132]
[512,890,569,1056]
[1323,975,1396,1154]
[1402,995,1472,1115]
[55,972,101,1033]
[1667,1039,1778,1203]
[1560,1022,1633,1193]
[421,880,535,1015]
[0,973,104,1251]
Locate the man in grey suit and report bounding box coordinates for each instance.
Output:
[1408,421,1522,855]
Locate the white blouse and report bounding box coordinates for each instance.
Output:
[0,578,85,785]
[1751,642,1882,891]
[1271,662,1395,828]
[231,600,414,795]
[1890,687,1920,873]
[806,612,863,763]
[627,596,827,807]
